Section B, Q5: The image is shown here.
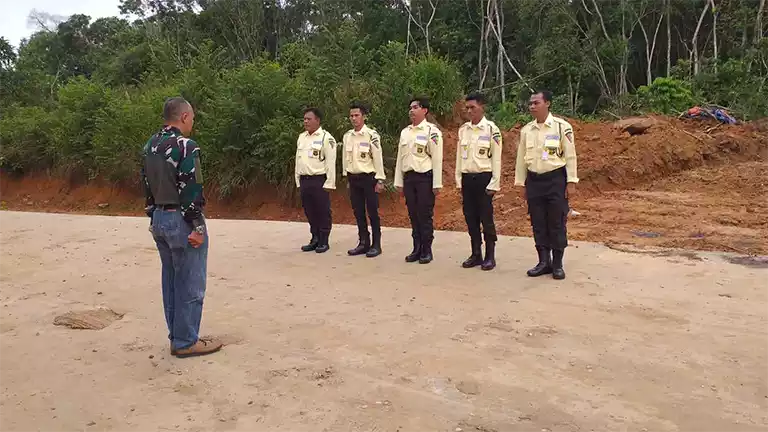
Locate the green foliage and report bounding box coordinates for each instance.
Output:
[0,106,57,173]
[2,0,766,196]
[489,102,531,130]
[635,77,698,115]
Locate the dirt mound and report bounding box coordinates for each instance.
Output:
[53,308,124,330]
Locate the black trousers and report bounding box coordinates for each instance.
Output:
[525,167,568,250]
[348,173,380,238]
[461,172,497,244]
[403,171,435,246]
[300,175,331,237]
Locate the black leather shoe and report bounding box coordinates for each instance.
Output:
[419,243,433,264]
[405,239,421,262]
[526,246,552,277]
[418,251,433,264]
[366,233,381,257]
[301,236,318,252]
[481,241,496,271]
[347,236,370,256]
[551,249,565,279]
[462,239,483,268]
[315,233,330,253]
[552,268,566,279]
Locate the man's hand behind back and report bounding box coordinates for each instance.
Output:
[188,231,204,248]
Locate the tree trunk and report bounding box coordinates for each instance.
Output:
[757,0,766,45]
[710,0,718,73]
[494,0,505,102]
[691,1,709,76]
[666,0,671,76]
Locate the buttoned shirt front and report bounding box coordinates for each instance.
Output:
[455,116,503,191]
[342,124,385,181]
[295,127,337,190]
[514,113,578,186]
[394,119,443,189]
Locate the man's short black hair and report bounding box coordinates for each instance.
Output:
[533,90,553,102]
[409,96,430,110]
[465,91,486,105]
[163,97,192,121]
[303,107,323,120]
[349,101,369,115]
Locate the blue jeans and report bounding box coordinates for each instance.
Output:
[151,209,208,351]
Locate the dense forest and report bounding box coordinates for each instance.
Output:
[1,0,766,198]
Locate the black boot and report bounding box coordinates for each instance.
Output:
[481,241,496,271]
[366,232,382,258]
[315,232,330,253]
[419,240,433,264]
[347,234,370,256]
[552,249,565,279]
[405,238,421,262]
[526,246,552,277]
[301,234,318,252]
[462,238,483,268]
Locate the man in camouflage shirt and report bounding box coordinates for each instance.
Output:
[141,97,222,358]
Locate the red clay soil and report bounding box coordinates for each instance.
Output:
[2,116,767,255]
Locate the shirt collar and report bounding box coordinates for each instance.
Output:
[532,113,555,129]
[161,125,182,136]
[306,127,324,137]
[352,124,370,135]
[469,117,489,129]
[409,119,429,130]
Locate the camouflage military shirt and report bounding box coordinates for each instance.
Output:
[141,125,206,227]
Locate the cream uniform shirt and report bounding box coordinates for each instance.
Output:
[342,125,385,181]
[393,119,443,189]
[295,127,337,190]
[455,116,503,191]
[514,113,578,186]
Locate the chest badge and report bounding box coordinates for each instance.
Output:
[479,148,486,155]
[313,150,320,157]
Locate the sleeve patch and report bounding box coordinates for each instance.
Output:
[565,130,573,144]
[430,133,439,145]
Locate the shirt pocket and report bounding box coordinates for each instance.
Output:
[524,136,536,163]
[413,134,428,157]
[543,134,561,156]
[309,140,323,159]
[357,141,370,160]
[476,135,491,158]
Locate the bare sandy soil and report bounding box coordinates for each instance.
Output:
[1,211,767,432]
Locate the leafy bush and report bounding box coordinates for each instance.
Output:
[0,106,57,173]
[635,77,697,115]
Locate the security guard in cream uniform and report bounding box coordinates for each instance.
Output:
[394,96,443,264]
[455,92,502,271]
[342,101,385,258]
[514,90,578,279]
[295,107,337,253]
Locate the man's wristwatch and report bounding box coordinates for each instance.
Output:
[194,225,206,235]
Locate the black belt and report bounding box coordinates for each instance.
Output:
[155,204,180,210]
[527,167,565,180]
[347,172,375,177]
[462,171,492,177]
[300,174,326,179]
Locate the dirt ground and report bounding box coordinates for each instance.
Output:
[1,211,767,431]
[2,115,767,255]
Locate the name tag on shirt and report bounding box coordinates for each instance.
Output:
[415,135,428,144]
[359,142,369,148]
[313,140,323,145]
[478,135,491,142]
[544,134,560,150]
